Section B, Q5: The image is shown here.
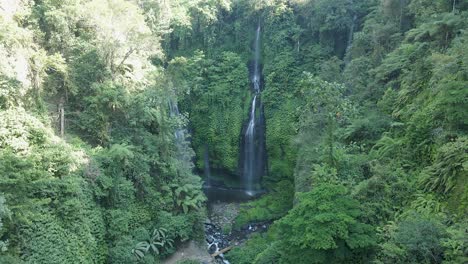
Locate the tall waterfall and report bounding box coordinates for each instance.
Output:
[241,24,266,196]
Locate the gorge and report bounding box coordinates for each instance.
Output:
[0,1,467,264]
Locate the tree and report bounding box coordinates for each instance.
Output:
[0,195,9,252]
[377,214,447,264]
[294,74,353,192]
[82,0,159,80]
[275,183,375,263]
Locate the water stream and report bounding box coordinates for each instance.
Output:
[241,23,266,196]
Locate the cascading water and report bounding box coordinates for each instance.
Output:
[168,99,192,169]
[344,14,357,65]
[169,100,185,142]
[241,23,266,196]
[244,94,257,193]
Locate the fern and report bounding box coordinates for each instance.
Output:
[132,228,174,260]
[371,134,404,159]
[169,183,206,214]
[419,137,467,194]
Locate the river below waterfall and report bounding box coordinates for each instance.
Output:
[204,201,271,264]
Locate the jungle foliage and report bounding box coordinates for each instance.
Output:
[0,0,467,263]
[0,1,205,263]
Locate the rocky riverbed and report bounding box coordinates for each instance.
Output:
[163,201,270,264]
[205,202,271,264]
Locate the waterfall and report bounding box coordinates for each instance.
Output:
[344,14,357,65]
[204,144,211,186]
[169,100,185,142]
[168,99,192,168]
[241,23,266,196]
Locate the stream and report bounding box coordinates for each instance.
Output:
[203,200,271,264]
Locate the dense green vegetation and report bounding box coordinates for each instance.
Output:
[1,0,467,263]
[0,1,206,263]
[225,1,468,263]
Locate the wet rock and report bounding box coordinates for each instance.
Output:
[208,244,217,254]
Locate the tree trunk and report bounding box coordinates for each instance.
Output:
[59,98,65,138]
[211,246,233,257]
